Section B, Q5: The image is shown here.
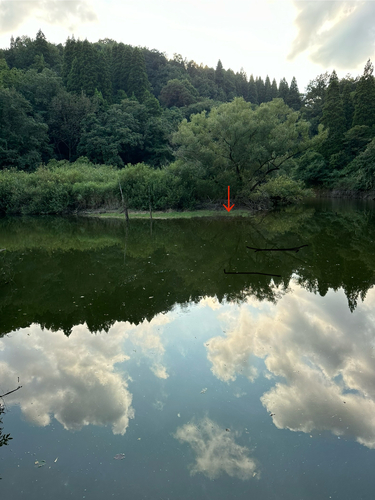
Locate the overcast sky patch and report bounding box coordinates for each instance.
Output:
[0,1,97,33]
[289,1,375,69]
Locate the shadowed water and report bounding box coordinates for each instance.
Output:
[1,198,375,499]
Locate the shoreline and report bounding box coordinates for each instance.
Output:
[82,208,257,219]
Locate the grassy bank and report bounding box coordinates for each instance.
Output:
[0,158,312,216]
[85,208,255,219]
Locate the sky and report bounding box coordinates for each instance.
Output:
[0,0,375,92]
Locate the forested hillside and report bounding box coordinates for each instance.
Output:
[0,31,374,214]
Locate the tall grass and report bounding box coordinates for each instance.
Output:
[0,158,183,214]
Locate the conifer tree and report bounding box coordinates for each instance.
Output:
[62,36,77,84]
[264,75,272,102]
[79,40,98,96]
[121,45,133,94]
[255,77,265,103]
[97,52,112,102]
[111,43,133,96]
[111,43,121,93]
[248,74,258,104]
[271,78,278,99]
[352,59,375,128]
[224,69,236,100]
[215,59,225,89]
[67,56,81,94]
[235,69,248,100]
[127,47,151,102]
[288,76,302,110]
[34,30,50,66]
[278,77,289,103]
[342,80,355,131]
[321,70,346,158]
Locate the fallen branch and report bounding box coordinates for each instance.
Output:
[0,386,22,398]
[224,269,281,277]
[246,244,308,253]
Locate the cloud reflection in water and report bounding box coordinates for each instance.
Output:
[205,285,375,449]
[174,417,258,480]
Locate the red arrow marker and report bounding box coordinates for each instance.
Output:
[223,186,235,212]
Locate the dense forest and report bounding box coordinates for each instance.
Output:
[0,30,375,214]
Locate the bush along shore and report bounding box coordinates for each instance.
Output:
[0,155,312,216]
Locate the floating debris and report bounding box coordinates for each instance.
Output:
[200,388,207,394]
[114,454,125,460]
[137,438,141,441]
[34,460,46,468]
[177,413,181,418]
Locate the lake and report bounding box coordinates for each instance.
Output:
[1,198,375,499]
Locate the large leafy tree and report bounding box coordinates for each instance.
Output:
[48,90,96,161]
[14,68,64,120]
[159,79,198,107]
[172,97,324,195]
[78,104,143,166]
[0,87,51,170]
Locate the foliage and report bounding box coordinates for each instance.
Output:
[339,138,375,191]
[159,79,198,107]
[172,97,324,201]
[251,175,313,205]
[0,87,51,170]
[352,60,375,128]
[320,70,346,159]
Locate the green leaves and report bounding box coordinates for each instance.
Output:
[173,97,317,200]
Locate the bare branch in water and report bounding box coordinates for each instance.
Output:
[224,269,281,277]
[0,386,22,399]
[246,244,308,253]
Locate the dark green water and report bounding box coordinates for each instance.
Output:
[1,199,375,499]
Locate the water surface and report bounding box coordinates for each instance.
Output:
[1,200,375,499]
